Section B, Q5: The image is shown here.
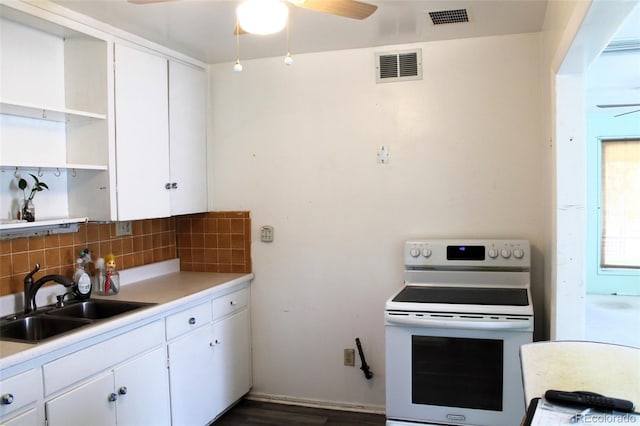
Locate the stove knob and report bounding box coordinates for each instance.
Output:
[500,248,511,259]
[513,248,525,259]
[409,247,420,258]
[488,248,499,258]
[421,248,432,258]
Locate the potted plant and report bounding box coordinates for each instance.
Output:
[18,173,49,222]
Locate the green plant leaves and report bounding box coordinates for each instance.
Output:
[17,173,49,201]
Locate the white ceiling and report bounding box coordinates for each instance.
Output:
[46,0,640,114]
[51,0,549,64]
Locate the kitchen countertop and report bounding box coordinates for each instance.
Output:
[0,270,253,371]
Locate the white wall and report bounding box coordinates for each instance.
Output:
[208,33,545,410]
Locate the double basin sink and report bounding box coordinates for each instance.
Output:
[0,299,154,343]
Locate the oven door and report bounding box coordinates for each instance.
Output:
[385,314,532,426]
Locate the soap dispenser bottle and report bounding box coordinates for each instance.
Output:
[73,258,92,299]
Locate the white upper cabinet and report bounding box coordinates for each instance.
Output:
[114,44,171,220]
[0,3,208,226]
[113,46,208,220]
[168,61,208,216]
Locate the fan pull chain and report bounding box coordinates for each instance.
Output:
[284,10,293,65]
[234,18,243,72]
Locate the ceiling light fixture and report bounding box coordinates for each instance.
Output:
[237,0,289,35]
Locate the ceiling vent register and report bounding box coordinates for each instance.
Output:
[375,49,422,84]
[428,9,469,25]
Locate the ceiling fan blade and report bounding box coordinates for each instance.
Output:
[292,0,378,20]
[596,103,640,108]
[614,109,640,118]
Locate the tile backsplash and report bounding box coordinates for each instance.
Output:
[0,211,251,297]
[176,211,251,273]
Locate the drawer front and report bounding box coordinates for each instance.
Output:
[0,369,42,420]
[165,301,212,340]
[43,320,164,396]
[212,288,249,322]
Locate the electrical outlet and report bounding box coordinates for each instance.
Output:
[115,221,132,236]
[344,348,355,366]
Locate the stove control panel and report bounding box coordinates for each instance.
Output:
[405,239,530,269]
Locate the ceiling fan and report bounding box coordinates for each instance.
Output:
[597,103,640,117]
[129,0,378,35]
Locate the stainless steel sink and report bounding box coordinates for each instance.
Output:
[0,300,155,343]
[0,315,92,343]
[46,299,153,320]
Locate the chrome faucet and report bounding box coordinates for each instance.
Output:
[24,264,74,314]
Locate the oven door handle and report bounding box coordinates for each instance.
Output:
[386,315,532,330]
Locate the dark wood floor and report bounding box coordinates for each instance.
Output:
[212,399,386,426]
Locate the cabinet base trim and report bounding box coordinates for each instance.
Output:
[247,392,385,415]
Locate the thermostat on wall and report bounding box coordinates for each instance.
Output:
[260,226,274,243]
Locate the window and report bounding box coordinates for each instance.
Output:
[600,138,640,269]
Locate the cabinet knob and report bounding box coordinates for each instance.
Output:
[230,300,237,306]
[118,386,128,395]
[188,317,196,325]
[1,393,14,405]
[165,183,172,190]
[108,393,118,402]
[171,182,178,189]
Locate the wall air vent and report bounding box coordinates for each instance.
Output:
[428,9,469,25]
[375,48,422,84]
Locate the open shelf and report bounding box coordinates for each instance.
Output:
[0,99,106,122]
[1,163,108,172]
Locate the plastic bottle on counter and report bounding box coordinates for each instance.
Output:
[73,258,92,299]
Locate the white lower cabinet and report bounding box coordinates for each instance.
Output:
[211,309,252,417]
[46,371,115,426]
[0,368,43,426]
[2,281,251,426]
[113,347,171,426]
[168,325,217,426]
[45,347,170,426]
[0,407,39,426]
[168,288,252,425]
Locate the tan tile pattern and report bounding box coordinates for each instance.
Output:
[176,211,252,274]
[0,212,251,297]
[0,218,176,296]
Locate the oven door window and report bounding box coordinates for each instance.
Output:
[412,336,503,411]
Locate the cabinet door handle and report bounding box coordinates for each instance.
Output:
[188,317,196,325]
[165,183,171,190]
[118,386,128,395]
[171,182,178,189]
[1,393,14,405]
[108,393,118,402]
[230,300,237,306]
